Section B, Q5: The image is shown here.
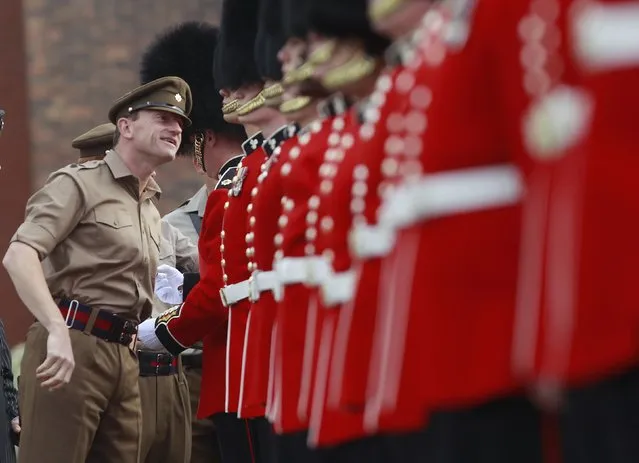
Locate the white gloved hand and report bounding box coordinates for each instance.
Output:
[155,264,184,304]
[137,318,167,352]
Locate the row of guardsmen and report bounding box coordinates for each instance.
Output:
[3,0,638,462]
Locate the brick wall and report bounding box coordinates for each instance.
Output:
[25,0,223,214]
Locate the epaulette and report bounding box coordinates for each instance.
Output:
[74,160,104,170]
[215,165,238,190]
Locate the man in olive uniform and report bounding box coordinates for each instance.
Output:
[2,76,192,463]
[72,118,198,463]
[71,123,116,163]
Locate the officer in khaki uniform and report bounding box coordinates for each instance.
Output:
[2,76,192,463]
[73,120,198,462]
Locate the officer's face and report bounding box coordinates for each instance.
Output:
[128,110,183,162]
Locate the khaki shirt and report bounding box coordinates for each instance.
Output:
[11,150,162,323]
[151,220,198,317]
[162,184,208,245]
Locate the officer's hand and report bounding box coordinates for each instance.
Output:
[10,417,20,434]
[138,318,167,352]
[36,325,75,391]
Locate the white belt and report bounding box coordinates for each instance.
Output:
[248,270,279,302]
[349,223,396,259]
[321,270,356,307]
[274,256,332,286]
[219,279,250,307]
[378,164,523,230]
[274,258,309,285]
[305,256,332,287]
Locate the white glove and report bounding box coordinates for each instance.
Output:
[137,318,167,352]
[155,264,184,305]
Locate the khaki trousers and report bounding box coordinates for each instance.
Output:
[139,367,192,463]
[18,322,141,463]
[184,365,222,463]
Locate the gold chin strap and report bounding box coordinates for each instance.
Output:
[222,99,240,115]
[321,54,378,90]
[237,92,266,116]
[369,0,407,22]
[307,40,337,66]
[262,83,284,100]
[282,61,316,88]
[194,132,206,172]
[279,96,313,114]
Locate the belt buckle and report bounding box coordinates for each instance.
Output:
[219,287,229,307]
[118,320,134,345]
[248,271,260,302]
[64,300,80,328]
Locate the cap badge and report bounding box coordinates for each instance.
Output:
[175,93,183,102]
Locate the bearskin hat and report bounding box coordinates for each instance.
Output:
[282,0,312,39]
[213,0,263,90]
[308,0,390,56]
[255,0,287,80]
[139,22,246,154]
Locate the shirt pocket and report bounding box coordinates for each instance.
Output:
[91,207,137,256]
[94,207,134,230]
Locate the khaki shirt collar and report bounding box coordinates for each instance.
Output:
[104,149,162,200]
[182,184,208,217]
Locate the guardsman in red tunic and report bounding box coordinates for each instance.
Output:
[252,2,349,460]
[289,1,395,460]
[513,1,639,461]
[237,0,297,427]
[367,0,547,461]
[324,2,440,459]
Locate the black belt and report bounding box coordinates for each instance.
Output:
[58,298,138,346]
[181,353,203,368]
[138,351,179,376]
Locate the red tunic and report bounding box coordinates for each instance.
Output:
[367,0,532,426]
[269,108,345,434]
[304,108,371,448]
[219,134,267,414]
[154,168,237,418]
[238,125,298,418]
[514,0,639,390]
[334,64,428,434]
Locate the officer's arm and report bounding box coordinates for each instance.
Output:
[169,222,199,273]
[3,172,86,389]
[153,189,229,354]
[3,172,86,332]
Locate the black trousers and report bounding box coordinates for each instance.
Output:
[212,413,256,463]
[247,417,277,463]
[560,366,639,463]
[426,395,544,463]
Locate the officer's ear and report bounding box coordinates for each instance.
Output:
[116,115,137,142]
